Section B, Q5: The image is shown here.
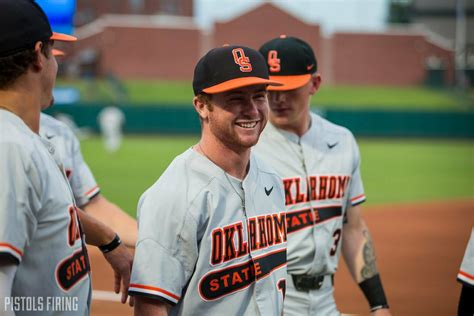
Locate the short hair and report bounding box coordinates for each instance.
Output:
[0,40,53,90]
[196,92,212,107]
[195,92,213,123]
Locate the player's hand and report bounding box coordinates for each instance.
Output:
[103,243,134,306]
[371,308,391,316]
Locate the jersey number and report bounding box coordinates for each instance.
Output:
[68,206,81,247]
[277,279,286,299]
[330,229,342,256]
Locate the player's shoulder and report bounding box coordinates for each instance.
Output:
[39,113,74,138]
[251,152,281,181]
[0,111,36,150]
[0,111,49,175]
[311,112,355,140]
[141,148,216,201]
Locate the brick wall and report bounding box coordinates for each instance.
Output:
[331,32,454,85]
[70,3,454,85]
[75,26,200,79]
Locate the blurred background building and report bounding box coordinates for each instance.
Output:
[51,0,473,87]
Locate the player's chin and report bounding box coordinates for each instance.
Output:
[41,96,55,110]
[269,114,291,126]
[236,131,261,148]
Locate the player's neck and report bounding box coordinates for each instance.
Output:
[0,87,42,133]
[196,137,250,180]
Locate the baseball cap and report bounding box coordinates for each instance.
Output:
[52,49,65,57]
[259,35,317,91]
[0,0,76,57]
[193,45,282,95]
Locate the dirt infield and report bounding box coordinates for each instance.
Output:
[89,199,474,316]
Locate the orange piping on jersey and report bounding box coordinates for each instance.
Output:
[84,185,99,197]
[459,270,474,281]
[0,242,23,256]
[129,284,180,300]
[351,194,365,202]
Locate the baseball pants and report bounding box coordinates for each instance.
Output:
[284,274,340,316]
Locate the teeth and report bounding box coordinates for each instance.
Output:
[237,122,258,128]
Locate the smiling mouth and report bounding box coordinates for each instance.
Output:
[271,108,290,115]
[236,121,259,129]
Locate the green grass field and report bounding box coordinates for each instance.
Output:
[57,79,473,111]
[80,136,474,216]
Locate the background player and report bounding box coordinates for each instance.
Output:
[457,228,474,315]
[40,112,137,247]
[255,35,391,315]
[98,105,125,153]
[0,2,132,313]
[129,45,287,315]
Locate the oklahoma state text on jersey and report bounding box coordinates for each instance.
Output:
[255,112,366,276]
[130,150,287,316]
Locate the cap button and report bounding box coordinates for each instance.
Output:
[280,34,287,38]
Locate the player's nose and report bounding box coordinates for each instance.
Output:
[243,99,260,117]
[269,91,286,103]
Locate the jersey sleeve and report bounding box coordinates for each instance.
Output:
[347,134,366,206]
[129,171,201,305]
[68,131,99,207]
[0,142,40,263]
[458,229,474,287]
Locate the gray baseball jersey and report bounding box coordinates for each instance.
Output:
[457,228,474,287]
[0,110,91,315]
[254,112,365,276]
[129,149,287,316]
[39,113,99,207]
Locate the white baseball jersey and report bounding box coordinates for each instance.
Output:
[457,228,474,287]
[0,110,91,315]
[40,113,99,207]
[254,112,366,276]
[129,149,287,316]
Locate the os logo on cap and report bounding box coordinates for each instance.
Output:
[267,50,281,73]
[232,48,252,72]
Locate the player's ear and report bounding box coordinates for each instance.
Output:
[193,96,209,122]
[309,73,322,95]
[31,41,45,72]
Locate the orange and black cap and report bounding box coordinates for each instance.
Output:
[259,35,317,91]
[193,45,282,95]
[0,0,76,58]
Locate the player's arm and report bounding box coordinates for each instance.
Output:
[77,209,134,305]
[82,194,137,248]
[66,124,138,248]
[0,257,17,316]
[134,297,171,316]
[342,204,391,316]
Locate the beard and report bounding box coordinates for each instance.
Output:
[208,117,263,154]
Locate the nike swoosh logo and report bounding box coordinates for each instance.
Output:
[265,186,273,196]
[306,64,314,70]
[45,134,55,139]
[327,142,338,149]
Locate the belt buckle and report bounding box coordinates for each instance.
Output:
[292,275,325,291]
[312,275,324,290]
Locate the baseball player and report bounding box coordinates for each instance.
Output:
[457,228,474,316]
[40,112,137,247]
[129,45,287,315]
[98,106,125,153]
[254,35,391,315]
[0,1,132,314]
